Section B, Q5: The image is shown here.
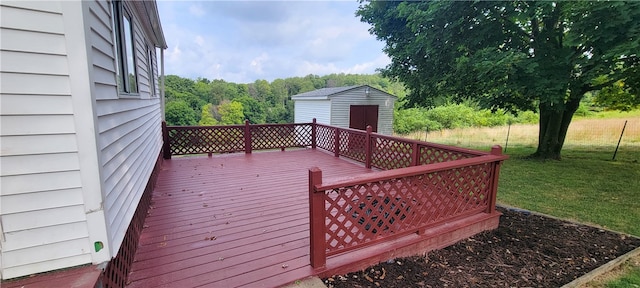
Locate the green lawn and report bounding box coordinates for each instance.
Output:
[605,266,640,288]
[415,114,640,286]
[494,146,640,287]
[496,146,640,237]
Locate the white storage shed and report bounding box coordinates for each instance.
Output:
[292,85,396,135]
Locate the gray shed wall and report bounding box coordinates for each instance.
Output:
[330,86,395,135]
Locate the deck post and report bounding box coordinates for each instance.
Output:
[308,167,326,268]
[244,120,252,154]
[311,118,317,149]
[486,145,503,214]
[411,142,419,166]
[161,121,171,159]
[334,128,340,157]
[365,126,372,169]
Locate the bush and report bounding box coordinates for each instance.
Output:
[574,103,595,117]
[394,103,540,134]
[425,103,477,129]
[512,110,539,124]
[394,108,443,134]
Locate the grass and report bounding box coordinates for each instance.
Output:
[401,115,640,235]
[406,116,639,152]
[403,114,640,236]
[400,113,640,286]
[605,266,640,288]
[496,146,640,237]
[584,255,640,288]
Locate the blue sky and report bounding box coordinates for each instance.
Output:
[157,1,390,83]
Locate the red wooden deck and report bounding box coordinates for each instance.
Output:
[126,149,374,288]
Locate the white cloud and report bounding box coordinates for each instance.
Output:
[166,43,182,63]
[157,1,389,83]
[342,54,391,74]
[188,4,205,17]
[249,53,270,75]
[296,61,340,76]
[194,35,204,47]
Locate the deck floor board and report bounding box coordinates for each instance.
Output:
[127,149,373,288]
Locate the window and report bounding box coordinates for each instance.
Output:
[147,46,156,97]
[112,1,138,94]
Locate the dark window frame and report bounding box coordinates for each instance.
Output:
[112,0,139,95]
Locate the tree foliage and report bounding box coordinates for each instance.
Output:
[199,103,218,126]
[358,1,640,159]
[218,101,245,125]
[165,100,197,126]
[594,81,639,111]
[234,96,266,124]
[162,73,406,126]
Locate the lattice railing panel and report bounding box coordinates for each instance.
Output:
[168,126,245,155]
[418,145,476,165]
[323,163,493,255]
[316,125,336,153]
[371,137,413,170]
[338,129,366,162]
[251,124,312,150]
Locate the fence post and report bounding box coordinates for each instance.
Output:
[161,121,171,159]
[365,126,372,169]
[411,142,419,166]
[244,120,252,154]
[486,145,503,214]
[612,120,627,161]
[311,118,317,149]
[309,167,326,268]
[334,128,340,157]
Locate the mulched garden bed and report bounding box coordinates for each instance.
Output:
[323,207,640,288]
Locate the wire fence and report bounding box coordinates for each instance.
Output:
[405,117,639,162]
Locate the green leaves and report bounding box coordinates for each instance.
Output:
[358,0,640,158]
[166,100,197,126]
[358,0,640,108]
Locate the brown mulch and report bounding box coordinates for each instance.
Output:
[323,207,640,288]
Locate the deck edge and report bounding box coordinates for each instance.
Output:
[317,211,501,278]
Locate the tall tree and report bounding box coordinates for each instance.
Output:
[358,1,640,159]
[234,96,266,124]
[165,100,197,126]
[199,103,218,126]
[218,101,245,125]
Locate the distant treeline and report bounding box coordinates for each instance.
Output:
[163,74,407,126]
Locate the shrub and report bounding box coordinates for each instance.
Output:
[394,108,442,134]
[512,110,539,124]
[425,103,477,129]
[394,102,540,134]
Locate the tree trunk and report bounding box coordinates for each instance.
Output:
[532,96,581,160]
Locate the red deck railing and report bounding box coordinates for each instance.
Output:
[162,120,508,270]
[162,120,313,158]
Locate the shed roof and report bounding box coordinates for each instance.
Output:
[291,85,396,100]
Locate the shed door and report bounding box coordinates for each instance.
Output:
[349,105,378,132]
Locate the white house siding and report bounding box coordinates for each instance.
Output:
[91,0,163,255]
[0,1,92,279]
[294,100,331,125]
[330,86,395,135]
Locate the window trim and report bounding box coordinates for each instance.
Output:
[112,0,139,96]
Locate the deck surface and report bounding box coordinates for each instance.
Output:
[126,149,373,288]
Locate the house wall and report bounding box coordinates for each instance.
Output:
[92,0,163,256]
[0,0,163,280]
[330,86,395,135]
[293,100,331,125]
[0,1,93,279]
